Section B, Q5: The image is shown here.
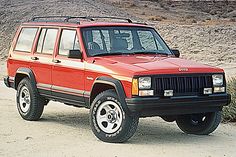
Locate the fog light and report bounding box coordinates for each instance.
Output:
[203,88,212,95]
[214,87,225,93]
[164,90,173,97]
[139,90,154,96]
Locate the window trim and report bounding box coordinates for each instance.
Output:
[14,27,39,53]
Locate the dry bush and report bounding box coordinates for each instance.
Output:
[223,77,236,122]
[148,15,167,21]
[229,18,236,22]
[185,15,195,19]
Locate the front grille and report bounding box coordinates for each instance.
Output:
[154,74,213,96]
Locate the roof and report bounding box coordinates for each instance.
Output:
[22,21,150,28]
[21,16,150,28]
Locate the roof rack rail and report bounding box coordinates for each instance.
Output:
[31,16,90,22]
[31,16,133,23]
[86,16,133,23]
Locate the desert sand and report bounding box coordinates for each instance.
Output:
[0,82,236,157]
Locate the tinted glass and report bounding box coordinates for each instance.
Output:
[82,27,171,57]
[59,30,80,56]
[15,28,38,52]
[138,30,157,50]
[115,30,133,50]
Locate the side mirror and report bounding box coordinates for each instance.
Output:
[68,50,82,59]
[171,49,180,58]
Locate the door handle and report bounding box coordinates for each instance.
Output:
[31,56,39,60]
[52,59,61,63]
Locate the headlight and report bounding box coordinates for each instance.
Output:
[139,77,151,89]
[212,74,224,86]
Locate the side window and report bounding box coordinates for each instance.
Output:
[15,27,38,52]
[59,30,80,56]
[36,28,58,54]
[36,29,46,53]
[137,30,157,50]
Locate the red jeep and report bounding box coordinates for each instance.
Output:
[4,16,231,143]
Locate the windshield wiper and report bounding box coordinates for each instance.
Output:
[92,52,133,57]
[133,51,169,56]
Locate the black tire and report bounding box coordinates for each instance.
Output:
[176,111,222,135]
[161,116,176,122]
[16,78,45,121]
[90,89,139,143]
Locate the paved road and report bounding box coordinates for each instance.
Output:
[0,81,235,157]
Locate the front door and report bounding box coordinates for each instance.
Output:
[51,28,85,106]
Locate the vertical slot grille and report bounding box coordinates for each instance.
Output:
[155,75,213,96]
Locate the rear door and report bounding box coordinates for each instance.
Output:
[31,27,59,96]
[51,28,85,105]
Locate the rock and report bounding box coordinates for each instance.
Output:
[227,10,236,18]
[25,136,33,140]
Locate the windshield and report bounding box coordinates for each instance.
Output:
[81,26,172,57]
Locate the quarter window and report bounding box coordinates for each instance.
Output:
[15,28,38,52]
[59,30,80,56]
[36,28,58,54]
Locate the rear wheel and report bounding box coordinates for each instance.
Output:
[16,78,45,121]
[176,111,221,135]
[90,90,139,143]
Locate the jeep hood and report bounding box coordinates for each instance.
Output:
[89,55,224,76]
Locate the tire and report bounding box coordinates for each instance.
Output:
[161,116,176,122]
[176,111,222,135]
[90,89,139,143]
[16,78,45,121]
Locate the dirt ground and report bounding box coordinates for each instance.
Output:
[1,82,236,157]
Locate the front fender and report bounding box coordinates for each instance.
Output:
[91,77,130,114]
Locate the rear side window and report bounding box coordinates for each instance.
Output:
[15,28,38,52]
[59,29,80,56]
[36,28,58,55]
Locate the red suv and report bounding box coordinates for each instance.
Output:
[4,16,231,143]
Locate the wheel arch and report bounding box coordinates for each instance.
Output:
[90,77,130,114]
[14,68,37,90]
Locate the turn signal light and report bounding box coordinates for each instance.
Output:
[132,79,138,95]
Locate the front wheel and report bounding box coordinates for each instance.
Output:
[90,90,139,143]
[176,111,222,135]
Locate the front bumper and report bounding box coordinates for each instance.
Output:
[126,94,231,117]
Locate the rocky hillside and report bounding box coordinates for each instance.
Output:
[0,0,235,67]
